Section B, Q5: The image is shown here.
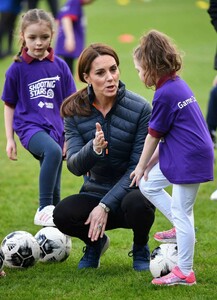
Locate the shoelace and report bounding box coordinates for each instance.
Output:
[81,245,98,259]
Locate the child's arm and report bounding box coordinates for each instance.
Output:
[62,16,75,53]
[4,103,17,160]
[130,134,160,187]
[143,144,159,180]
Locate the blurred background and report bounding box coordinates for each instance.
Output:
[0,0,215,230]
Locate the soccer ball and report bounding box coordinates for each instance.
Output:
[34,227,72,262]
[150,243,178,278]
[0,248,5,272]
[1,231,40,268]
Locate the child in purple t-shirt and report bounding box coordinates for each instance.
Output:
[130,30,214,286]
[54,0,94,75]
[1,9,76,227]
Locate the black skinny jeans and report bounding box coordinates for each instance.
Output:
[53,189,155,246]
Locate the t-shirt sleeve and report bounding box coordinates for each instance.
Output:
[57,0,79,21]
[1,65,18,105]
[149,95,175,136]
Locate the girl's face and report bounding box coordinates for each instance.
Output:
[22,21,53,60]
[84,55,120,101]
[134,57,145,82]
[134,57,154,87]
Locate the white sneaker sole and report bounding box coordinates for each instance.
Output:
[154,237,177,243]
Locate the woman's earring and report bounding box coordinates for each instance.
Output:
[87,83,94,102]
[87,83,92,94]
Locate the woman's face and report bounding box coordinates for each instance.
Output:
[84,55,120,100]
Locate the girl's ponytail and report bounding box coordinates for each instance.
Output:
[13,44,24,62]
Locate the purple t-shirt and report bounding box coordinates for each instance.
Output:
[1,48,76,149]
[149,76,214,184]
[55,0,85,58]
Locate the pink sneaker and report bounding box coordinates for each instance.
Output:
[154,227,176,243]
[152,266,196,286]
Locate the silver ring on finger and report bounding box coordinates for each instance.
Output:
[97,224,102,230]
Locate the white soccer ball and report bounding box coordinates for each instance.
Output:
[0,248,5,272]
[34,227,72,262]
[1,231,40,268]
[150,243,178,278]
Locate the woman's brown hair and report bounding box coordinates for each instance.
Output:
[61,43,120,117]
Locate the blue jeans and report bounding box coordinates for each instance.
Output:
[28,131,63,209]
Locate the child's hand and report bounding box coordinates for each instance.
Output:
[6,139,17,160]
[129,164,144,187]
[64,37,75,53]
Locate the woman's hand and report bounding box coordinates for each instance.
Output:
[93,122,108,154]
[85,205,108,241]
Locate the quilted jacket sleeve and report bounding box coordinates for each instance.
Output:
[100,102,151,211]
[64,116,103,176]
